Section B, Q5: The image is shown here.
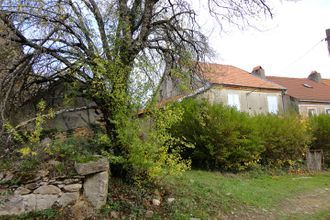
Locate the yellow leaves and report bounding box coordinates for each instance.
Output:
[18,147,37,157]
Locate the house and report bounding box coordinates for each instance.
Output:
[322,79,330,86]
[160,63,287,114]
[267,71,330,117]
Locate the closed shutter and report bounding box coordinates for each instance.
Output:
[228,94,240,111]
[267,96,278,114]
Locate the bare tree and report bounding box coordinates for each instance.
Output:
[0,0,273,143]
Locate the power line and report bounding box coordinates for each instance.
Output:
[288,38,325,66]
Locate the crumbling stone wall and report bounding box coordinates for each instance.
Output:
[0,157,109,217]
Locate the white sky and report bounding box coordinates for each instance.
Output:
[200,0,330,79]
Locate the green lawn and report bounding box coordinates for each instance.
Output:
[164,170,330,219]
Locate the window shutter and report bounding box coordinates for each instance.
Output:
[267,96,278,113]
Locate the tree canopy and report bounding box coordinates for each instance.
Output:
[0,0,274,142]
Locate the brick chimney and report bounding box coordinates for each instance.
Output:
[308,71,321,83]
[251,66,266,79]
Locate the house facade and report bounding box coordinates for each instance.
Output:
[267,71,330,117]
[160,63,286,114]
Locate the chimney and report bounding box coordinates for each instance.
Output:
[308,71,321,83]
[251,66,266,79]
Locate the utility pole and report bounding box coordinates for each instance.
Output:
[326,29,330,55]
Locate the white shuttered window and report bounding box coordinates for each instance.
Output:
[267,96,278,114]
[228,94,240,111]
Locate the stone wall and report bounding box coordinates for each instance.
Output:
[0,157,109,217]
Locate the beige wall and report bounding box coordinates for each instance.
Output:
[298,102,330,117]
[196,85,284,114]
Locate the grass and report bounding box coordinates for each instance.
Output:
[164,170,330,219]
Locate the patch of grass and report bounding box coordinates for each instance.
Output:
[281,209,330,220]
[164,170,330,218]
[0,208,59,220]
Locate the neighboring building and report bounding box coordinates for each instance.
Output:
[322,79,330,86]
[160,63,287,114]
[267,71,330,117]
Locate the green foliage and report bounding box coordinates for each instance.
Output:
[253,114,312,168]
[102,106,191,183]
[171,99,264,171]
[3,100,55,171]
[309,114,330,167]
[170,99,312,171]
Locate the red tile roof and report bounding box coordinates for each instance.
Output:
[267,76,330,102]
[200,63,285,90]
[323,79,330,86]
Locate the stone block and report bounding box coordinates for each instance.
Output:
[83,171,108,209]
[34,185,61,195]
[74,157,109,175]
[63,184,82,192]
[35,194,58,210]
[57,192,80,207]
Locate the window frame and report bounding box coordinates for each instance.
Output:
[325,108,330,115]
[307,107,317,117]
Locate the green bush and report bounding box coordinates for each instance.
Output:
[102,106,191,183]
[170,99,312,171]
[250,114,311,168]
[171,99,264,171]
[309,114,330,167]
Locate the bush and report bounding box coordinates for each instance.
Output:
[252,114,311,168]
[171,99,264,171]
[102,106,191,183]
[309,114,330,167]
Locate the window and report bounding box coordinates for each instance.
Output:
[227,94,240,111]
[308,108,317,117]
[267,96,278,114]
[325,109,330,115]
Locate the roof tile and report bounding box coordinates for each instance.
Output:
[200,63,285,90]
[267,76,330,102]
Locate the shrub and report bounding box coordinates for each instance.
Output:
[102,105,191,183]
[309,114,330,167]
[171,99,264,171]
[253,114,311,168]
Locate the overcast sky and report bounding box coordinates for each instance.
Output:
[201,0,330,79]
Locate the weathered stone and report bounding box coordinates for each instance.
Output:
[110,211,120,219]
[63,184,82,192]
[38,170,49,178]
[167,197,175,204]
[35,194,58,210]
[34,185,61,195]
[41,137,52,147]
[21,194,37,212]
[25,176,41,183]
[14,187,31,195]
[75,157,109,175]
[25,182,39,190]
[0,194,39,216]
[83,171,108,209]
[152,198,161,206]
[0,195,25,216]
[63,178,80,185]
[145,210,154,218]
[57,192,79,207]
[3,171,14,181]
